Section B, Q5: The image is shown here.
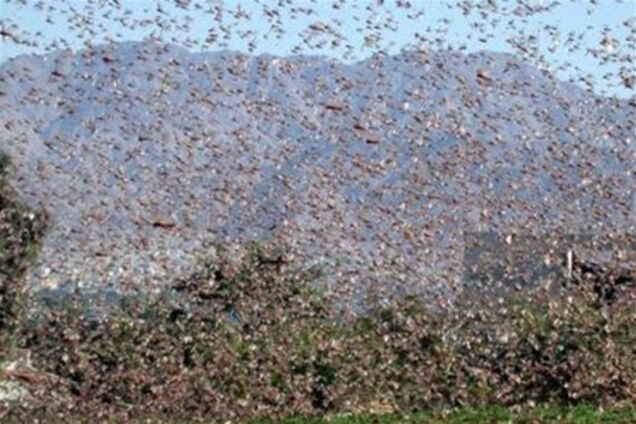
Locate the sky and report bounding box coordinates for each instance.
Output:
[0,0,634,97]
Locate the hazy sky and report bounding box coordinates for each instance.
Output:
[1,0,634,97]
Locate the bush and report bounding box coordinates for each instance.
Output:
[5,242,634,422]
[0,153,47,360]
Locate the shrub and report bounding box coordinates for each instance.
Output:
[5,242,634,422]
[0,153,47,360]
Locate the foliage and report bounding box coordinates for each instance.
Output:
[2,242,634,422]
[252,404,636,424]
[0,153,47,360]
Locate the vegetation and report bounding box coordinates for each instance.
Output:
[0,241,632,422]
[252,405,636,424]
[0,153,634,422]
[0,153,47,360]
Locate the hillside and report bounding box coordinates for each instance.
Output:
[0,41,633,299]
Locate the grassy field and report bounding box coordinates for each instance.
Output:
[253,405,636,424]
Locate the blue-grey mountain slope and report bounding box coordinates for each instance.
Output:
[0,41,633,300]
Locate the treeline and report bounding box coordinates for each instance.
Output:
[2,243,633,422]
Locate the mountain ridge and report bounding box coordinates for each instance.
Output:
[0,41,633,299]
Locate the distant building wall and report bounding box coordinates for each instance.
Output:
[462,231,636,298]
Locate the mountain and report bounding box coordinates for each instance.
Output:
[0,41,633,300]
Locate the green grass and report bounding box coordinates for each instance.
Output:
[252,405,636,424]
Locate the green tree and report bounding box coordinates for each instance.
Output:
[0,153,47,359]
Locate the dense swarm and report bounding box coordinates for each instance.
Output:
[0,153,47,359]
[0,0,634,422]
[0,41,633,302]
[2,245,634,422]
